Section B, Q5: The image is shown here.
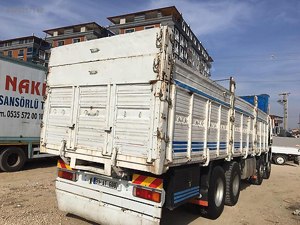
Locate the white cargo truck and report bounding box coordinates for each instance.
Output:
[272,136,300,165]
[0,55,51,172]
[41,27,272,224]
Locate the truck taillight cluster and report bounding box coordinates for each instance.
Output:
[57,159,77,181]
[133,186,161,203]
[57,169,78,181]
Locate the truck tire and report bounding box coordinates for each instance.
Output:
[200,166,226,220]
[294,156,300,165]
[223,161,241,206]
[249,157,264,185]
[0,147,26,172]
[263,157,271,179]
[273,154,287,165]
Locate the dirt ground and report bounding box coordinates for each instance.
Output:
[0,158,299,225]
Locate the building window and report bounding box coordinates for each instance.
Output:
[179,46,184,59]
[182,22,186,31]
[19,40,24,44]
[174,28,179,41]
[144,25,155,30]
[73,38,81,43]
[7,51,12,57]
[39,50,45,60]
[179,34,184,46]
[124,28,135,33]
[27,47,33,55]
[33,48,38,56]
[18,49,24,57]
[4,42,12,47]
[57,40,64,46]
[45,52,50,60]
[174,41,179,54]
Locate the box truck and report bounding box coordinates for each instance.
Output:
[0,55,51,172]
[40,27,272,224]
[272,136,300,165]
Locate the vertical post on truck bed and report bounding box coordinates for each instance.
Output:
[203,100,211,165]
[240,114,244,154]
[253,96,258,156]
[244,117,251,159]
[166,84,176,163]
[187,93,194,160]
[227,77,236,161]
[216,105,222,157]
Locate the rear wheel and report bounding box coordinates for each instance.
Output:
[223,161,241,206]
[200,166,226,219]
[263,155,271,179]
[273,154,287,165]
[294,156,300,165]
[0,147,26,172]
[249,157,264,185]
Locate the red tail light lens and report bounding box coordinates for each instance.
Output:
[133,186,161,203]
[58,169,77,181]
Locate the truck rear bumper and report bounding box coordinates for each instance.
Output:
[56,176,162,225]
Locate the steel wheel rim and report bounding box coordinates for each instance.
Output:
[276,157,284,164]
[215,177,224,207]
[259,163,264,176]
[232,174,240,196]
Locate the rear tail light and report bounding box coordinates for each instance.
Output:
[57,169,77,181]
[57,159,77,181]
[133,186,161,203]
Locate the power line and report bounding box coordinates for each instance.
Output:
[216,58,300,63]
[214,51,300,59]
[236,79,300,83]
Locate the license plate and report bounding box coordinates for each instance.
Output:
[93,177,119,190]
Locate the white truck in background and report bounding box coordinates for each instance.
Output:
[272,136,300,165]
[0,55,51,172]
[40,27,272,224]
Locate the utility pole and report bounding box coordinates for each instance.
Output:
[277,92,290,131]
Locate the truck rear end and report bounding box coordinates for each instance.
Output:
[41,27,272,224]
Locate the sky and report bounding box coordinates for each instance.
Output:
[0,0,299,128]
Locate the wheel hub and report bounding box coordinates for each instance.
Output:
[232,174,240,196]
[215,177,224,207]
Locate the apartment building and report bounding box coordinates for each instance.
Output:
[107,6,213,77]
[43,22,113,66]
[44,22,113,48]
[0,35,51,66]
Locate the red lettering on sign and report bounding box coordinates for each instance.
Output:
[31,81,41,95]
[42,82,46,96]
[5,75,17,91]
[4,75,46,96]
[19,79,30,94]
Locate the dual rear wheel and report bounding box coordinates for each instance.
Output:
[201,162,241,219]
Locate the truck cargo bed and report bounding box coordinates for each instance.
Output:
[41,27,270,176]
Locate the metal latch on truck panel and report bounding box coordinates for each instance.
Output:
[104,127,112,133]
[90,48,100,53]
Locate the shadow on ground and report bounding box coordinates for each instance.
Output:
[22,157,58,171]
